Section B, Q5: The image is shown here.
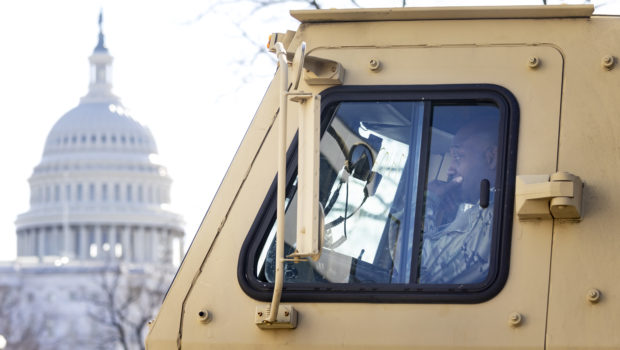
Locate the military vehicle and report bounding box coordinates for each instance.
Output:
[146,4,620,349]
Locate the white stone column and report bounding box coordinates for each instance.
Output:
[143,228,151,262]
[94,225,102,259]
[54,226,62,256]
[63,224,74,258]
[155,228,164,262]
[79,225,88,260]
[31,229,37,256]
[148,228,157,262]
[178,232,185,263]
[48,227,55,255]
[29,229,35,256]
[37,228,45,259]
[165,229,173,263]
[24,230,30,256]
[152,228,159,262]
[109,225,117,259]
[122,226,132,262]
[17,231,23,256]
[135,226,145,262]
[21,231,27,256]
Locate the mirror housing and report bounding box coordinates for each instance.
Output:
[288,93,324,261]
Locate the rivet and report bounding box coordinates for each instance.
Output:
[284,311,290,317]
[602,55,615,70]
[509,312,523,327]
[198,309,211,323]
[369,58,381,71]
[528,56,540,69]
[587,288,601,303]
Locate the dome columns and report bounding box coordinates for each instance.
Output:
[17,224,181,265]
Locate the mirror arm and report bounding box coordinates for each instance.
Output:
[266,42,289,325]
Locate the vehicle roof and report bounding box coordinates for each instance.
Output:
[290,5,594,23]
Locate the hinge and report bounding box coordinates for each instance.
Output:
[515,171,583,220]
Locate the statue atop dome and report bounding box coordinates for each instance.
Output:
[82,10,118,104]
[94,10,107,53]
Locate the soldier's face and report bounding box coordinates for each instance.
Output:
[448,129,497,201]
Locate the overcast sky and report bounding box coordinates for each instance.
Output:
[0,0,618,262]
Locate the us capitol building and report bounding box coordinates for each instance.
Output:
[0,15,184,350]
[15,24,184,264]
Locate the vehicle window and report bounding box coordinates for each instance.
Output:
[259,101,426,284]
[240,85,517,302]
[418,106,500,285]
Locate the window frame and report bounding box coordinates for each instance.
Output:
[238,84,519,303]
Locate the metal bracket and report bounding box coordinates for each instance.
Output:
[303,55,344,85]
[515,171,583,220]
[255,305,298,329]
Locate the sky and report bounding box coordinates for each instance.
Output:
[0,0,618,262]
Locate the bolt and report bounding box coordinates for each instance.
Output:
[284,311,290,317]
[369,58,381,71]
[509,312,523,327]
[258,311,263,316]
[528,56,540,69]
[602,55,615,70]
[587,288,601,303]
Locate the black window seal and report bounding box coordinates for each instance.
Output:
[237,84,519,303]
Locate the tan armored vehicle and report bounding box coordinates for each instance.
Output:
[146,5,620,349]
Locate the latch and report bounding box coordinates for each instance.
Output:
[515,171,583,220]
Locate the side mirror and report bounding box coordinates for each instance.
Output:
[258,42,324,328]
[289,93,324,261]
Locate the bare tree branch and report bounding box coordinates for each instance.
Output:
[81,263,172,350]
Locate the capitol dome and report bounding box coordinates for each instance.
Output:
[43,102,158,157]
[15,19,184,265]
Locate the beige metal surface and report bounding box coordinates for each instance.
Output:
[146,7,620,350]
[291,5,593,23]
[546,16,620,349]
